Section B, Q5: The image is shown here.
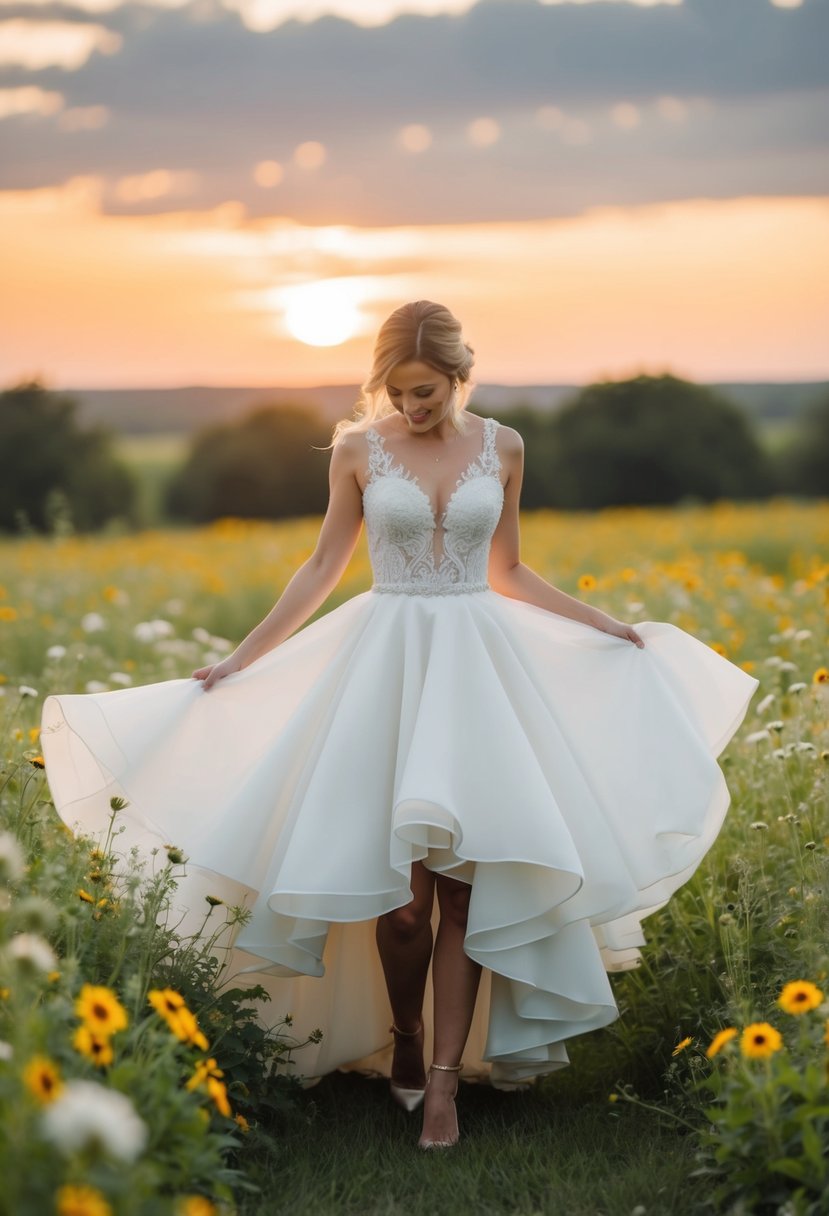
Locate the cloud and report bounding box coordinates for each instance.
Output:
[0,0,827,225]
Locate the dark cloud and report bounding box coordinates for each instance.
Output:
[0,0,827,224]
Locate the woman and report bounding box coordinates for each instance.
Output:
[41,300,759,1150]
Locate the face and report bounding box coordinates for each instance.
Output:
[385,360,454,432]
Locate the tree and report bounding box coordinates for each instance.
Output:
[165,403,332,523]
[545,375,774,509]
[775,389,829,498]
[0,379,136,533]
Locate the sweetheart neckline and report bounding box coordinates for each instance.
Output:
[365,420,502,527]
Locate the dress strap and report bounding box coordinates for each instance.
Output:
[481,416,501,475]
[365,427,394,484]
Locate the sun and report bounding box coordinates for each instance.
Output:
[283,279,365,347]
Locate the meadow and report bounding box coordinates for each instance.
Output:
[1,499,827,1216]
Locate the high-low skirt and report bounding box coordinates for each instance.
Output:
[40,587,758,1087]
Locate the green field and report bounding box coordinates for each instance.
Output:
[1,502,827,1214]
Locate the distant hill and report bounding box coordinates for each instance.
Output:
[62,380,828,436]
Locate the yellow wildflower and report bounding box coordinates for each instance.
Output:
[56,1183,113,1216]
[778,980,824,1015]
[672,1036,693,1056]
[813,667,829,685]
[187,1057,231,1118]
[234,1112,250,1133]
[72,1024,114,1068]
[577,573,596,592]
[740,1022,783,1060]
[75,984,128,1038]
[176,1197,217,1216]
[77,889,94,904]
[22,1055,62,1103]
[148,989,209,1051]
[705,1027,737,1059]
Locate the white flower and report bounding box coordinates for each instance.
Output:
[46,644,67,660]
[0,1040,12,1062]
[208,635,233,653]
[84,680,109,694]
[81,612,107,633]
[191,626,211,644]
[133,618,174,642]
[745,730,771,744]
[625,602,644,614]
[764,656,783,668]
[41,1080,148,1162]
[786,683,807,695]
[778,661,798,673]
[108,672,132,686]
[795,741,816,753]
[755,693,775,714]
[18,685,38,698]
[6,933,57,972]
[794,630,812,642]
[750,821,769,831]
[0,831,25,883]
[164,597,184,615]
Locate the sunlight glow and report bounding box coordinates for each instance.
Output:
[281,278,366,347]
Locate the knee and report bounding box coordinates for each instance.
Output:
[381,900,431,942]
[438,881,471,930]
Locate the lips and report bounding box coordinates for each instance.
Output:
[409,412,429,422]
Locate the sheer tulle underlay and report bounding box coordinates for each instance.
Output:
[40,419,759,1086]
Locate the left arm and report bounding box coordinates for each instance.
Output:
[488,426,644,648]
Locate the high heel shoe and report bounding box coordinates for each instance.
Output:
[417,1062,462,1149]
[389,1021,426,1112]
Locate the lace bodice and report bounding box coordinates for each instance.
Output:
[362,416,504,595]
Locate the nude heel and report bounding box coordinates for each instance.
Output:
[417,1061,462,1149]
[389,1021,426,1112]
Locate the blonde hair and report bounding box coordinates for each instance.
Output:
[329,301,475,446]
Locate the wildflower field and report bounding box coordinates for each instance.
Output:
[1,498,828,1216]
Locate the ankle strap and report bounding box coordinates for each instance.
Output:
[390,1021,422,1037]
[430,1062,462,1072]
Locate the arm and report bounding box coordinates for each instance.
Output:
[488,428,644,647]
[193,433,366,689]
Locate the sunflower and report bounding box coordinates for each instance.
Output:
[73,1024,114,1068]
[577,573,597,592]
[813,667,829,685]
[22,1055,62,1103]
[74,984,128,1038]
[56,1184,113,1216]
[740,1022,783,1060]
[705,1027,737,1059]
[777,980,824,1015]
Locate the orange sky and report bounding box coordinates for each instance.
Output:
[2,179,828,388]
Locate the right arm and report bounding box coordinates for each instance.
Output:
[192,432,365,690]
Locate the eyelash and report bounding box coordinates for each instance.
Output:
[389,390,433,399]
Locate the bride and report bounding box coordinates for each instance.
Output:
[42,301,758,1150]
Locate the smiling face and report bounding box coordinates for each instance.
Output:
[385,360,454,433]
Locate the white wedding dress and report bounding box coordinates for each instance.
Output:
[40,416,759,1086]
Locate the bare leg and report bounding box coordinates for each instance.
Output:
[375,860,435,1089]
[419,873,481,1147]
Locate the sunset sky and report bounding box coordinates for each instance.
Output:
[1,0,828,388]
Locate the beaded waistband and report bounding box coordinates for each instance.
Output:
[371,582,490,596]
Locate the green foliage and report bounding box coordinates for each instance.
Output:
[544,374,774,509]
[775,389,829,498]
[165,404,331,523]
[0,380,137,535]
[0,738,316,1214]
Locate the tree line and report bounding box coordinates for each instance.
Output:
[1,376,827,534]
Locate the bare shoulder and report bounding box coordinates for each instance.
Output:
[329,428,368,476]
[492,421,524,461]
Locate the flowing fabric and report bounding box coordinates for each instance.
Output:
[40,416,759,1086]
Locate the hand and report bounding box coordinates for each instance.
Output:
[591,613,645,648]
[191,655,245,691]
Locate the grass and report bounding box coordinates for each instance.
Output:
[240,1072,706,1216]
